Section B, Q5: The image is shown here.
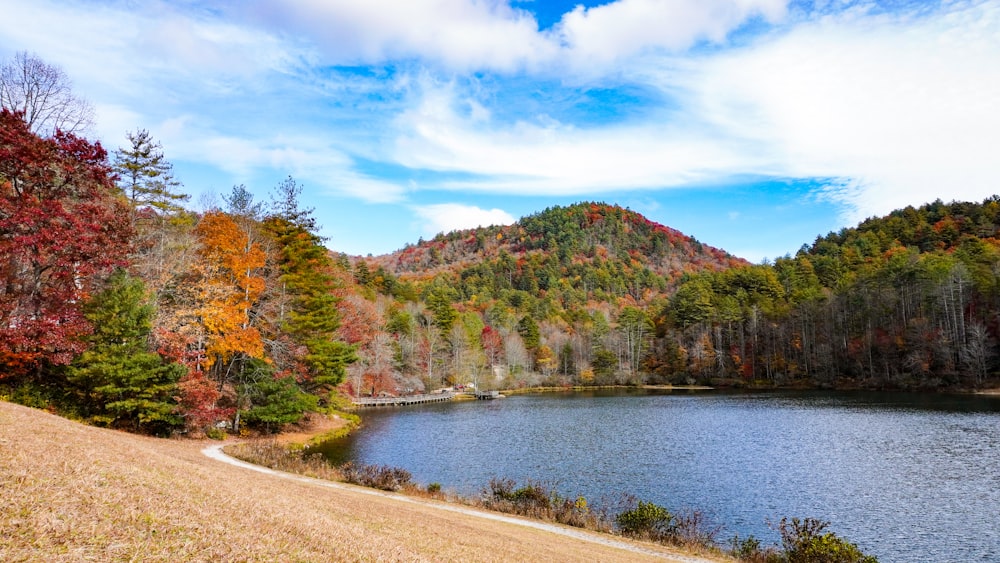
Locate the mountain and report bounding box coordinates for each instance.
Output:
[365,202,746,308]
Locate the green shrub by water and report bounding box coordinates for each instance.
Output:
[615,500,675,540]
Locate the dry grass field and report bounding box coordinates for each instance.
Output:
[0,401,725,562]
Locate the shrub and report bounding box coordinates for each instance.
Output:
[2,381,56,410]
[480,477,605,530]
[615,500,675,540]
[339,461,413,491]
[673,508,721,547]
[778,518,879,563]
[729,534,780,562]
[427,482,442,494]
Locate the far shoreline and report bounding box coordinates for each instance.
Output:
[287,383,1000,447]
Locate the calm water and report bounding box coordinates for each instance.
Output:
[313,390,1000,562]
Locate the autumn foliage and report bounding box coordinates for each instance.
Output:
[0,109,131,374]
[195,210,268,370]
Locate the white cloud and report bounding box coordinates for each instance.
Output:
[676,0,1000,222]
[244,0,557,72]
[412,203,515,236]
[242,0,786,74]
[6,0,998,245]
[391,80,769,194]
[388,1,1000,224]
[159,127,407,204]
[556,0,788,70]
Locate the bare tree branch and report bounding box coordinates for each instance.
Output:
[0,51,94,137]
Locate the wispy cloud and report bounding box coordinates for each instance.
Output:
[555,0,788,70]
[384,1,1000,222]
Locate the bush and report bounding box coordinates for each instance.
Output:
[778,518,878,563]
[2,381,57,410]
[729,534,780,562]
[673,508,721,547]
[240,370,318,433]
[339,461,413,491]
[480,477,604,530]
[615,500,675,540]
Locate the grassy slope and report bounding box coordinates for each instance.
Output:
[0,401,722,562]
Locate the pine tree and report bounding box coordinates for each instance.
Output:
[264,177,355,393]
[240,370,318,433]
[113,129,188,214]
[66,269,184,435]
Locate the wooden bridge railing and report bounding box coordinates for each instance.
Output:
[352,391,455,407]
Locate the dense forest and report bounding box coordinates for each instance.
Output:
[657,199,1000,388]
[353,199,1000,394]
[3,54,999,437]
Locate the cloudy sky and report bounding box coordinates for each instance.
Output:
[2,0,998,261]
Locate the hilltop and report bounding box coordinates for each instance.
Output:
[370,201,745,293]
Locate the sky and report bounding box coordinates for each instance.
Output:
[1,0,998,262]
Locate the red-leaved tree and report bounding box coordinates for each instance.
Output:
[0,109,132,376]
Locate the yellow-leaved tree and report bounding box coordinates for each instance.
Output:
[195,211,268,401]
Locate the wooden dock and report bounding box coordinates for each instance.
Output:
[352,392,455,407]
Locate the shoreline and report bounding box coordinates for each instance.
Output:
[1,400,717,562]
[205,443,719,562]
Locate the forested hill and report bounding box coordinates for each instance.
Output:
[802,198,1000,287]
[661,196,1000,389]
[369,202,745,300]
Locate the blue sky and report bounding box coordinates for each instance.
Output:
[2,1,999,262]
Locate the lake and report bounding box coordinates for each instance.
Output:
[312,389,1000,562]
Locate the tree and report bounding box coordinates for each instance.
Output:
[517,315,541,352]
[269,175,317,232]
[264,178,355,392]
[240,370,317,433]
[195,211,268,380]
[224,184,264,221]
[65,270,184,435]
[113,129,188,214]
[0,109,132,375]
[0,51,94,136]
[426,283,458,333]
[481,325,504,369]
[618,306,653,377]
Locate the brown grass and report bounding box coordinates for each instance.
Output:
[0,401,726,562]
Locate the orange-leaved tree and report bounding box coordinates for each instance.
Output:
[195,210,268,380]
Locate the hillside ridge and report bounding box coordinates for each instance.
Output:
[371,201,745,278]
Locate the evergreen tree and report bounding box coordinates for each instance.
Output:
[264,177,355,393]
[240,371,318,433]
[113,129,188,214]
[517,315,540,351]
[66,269,184,435]
[426,282,458,334]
